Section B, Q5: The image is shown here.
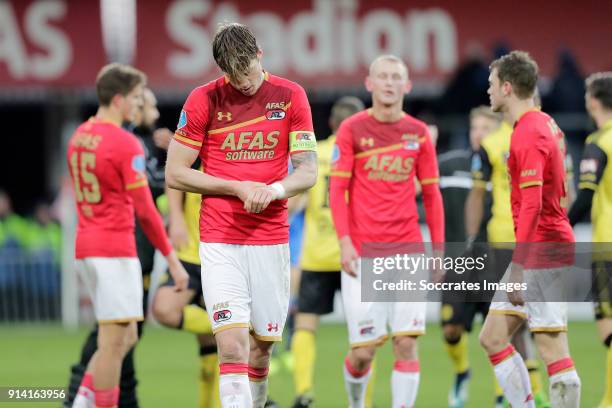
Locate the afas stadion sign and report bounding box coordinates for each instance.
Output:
[1,0,611,89]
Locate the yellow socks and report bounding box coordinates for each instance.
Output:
[526,359,545,396]
[291,329,316,395]
[445,333,469,374]
[198,350,220,408]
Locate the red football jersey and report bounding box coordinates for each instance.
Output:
[174,73,315,245]
[508,110,574,243]
[330,110,440,253]
[67,118,152,258]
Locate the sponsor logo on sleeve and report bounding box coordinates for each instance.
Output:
[290,131,317,152]
[331,144,340,163]
[177,110,187,129]
[131,155,146,173]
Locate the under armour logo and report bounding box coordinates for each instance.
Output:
[360,137,374,147]
[267,323,279,332]
[217,111,232,121]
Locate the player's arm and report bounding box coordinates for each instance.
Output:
[284,150,318,196]
[269,85,318,199]
[512,139,547,265]
[166,185,189,250]
[416,130,445,247]
[568,141,607,225]
[166,92,263,202]
[243,85,318,214]
[329,122,358,276]
[165,141,247,196]
[122,144,189,291]
[465,147,492,244]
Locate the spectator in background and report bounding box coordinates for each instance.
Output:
[437,42,490,115]
[0,189,29,250]
[25,201,61,261]
[545,49,585,113]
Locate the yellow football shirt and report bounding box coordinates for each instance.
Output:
[474,122,515,244]
[176,191,201,265]
[300,135,341,271]
[579,120,612,243]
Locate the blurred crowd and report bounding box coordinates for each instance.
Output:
[0,189,61,262]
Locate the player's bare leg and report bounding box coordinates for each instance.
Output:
[597,318,612,408]
[391,335,420,408]
[214,327,252,408]
[533,332,580,408]
[152,287,197,328]
[344,345,375,408]
[480,313,535,407]
[249,336,275,408]
[78,322,138,408]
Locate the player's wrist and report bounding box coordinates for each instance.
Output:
[269,182,286,199]
[228,180,242,197]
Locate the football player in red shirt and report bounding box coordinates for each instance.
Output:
[479,51,581,408]
[68,64,188,408]
[165,23,317,408]
[330,55,444,408]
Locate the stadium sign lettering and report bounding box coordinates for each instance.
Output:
[166,0,457,78]
[0,1,71,80]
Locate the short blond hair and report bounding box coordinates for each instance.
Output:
[369,54,409,78]
[212,22,259,81]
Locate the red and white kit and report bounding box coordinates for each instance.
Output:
[174,73,316,340]
[330,110,444,347]
[68,118,172,323]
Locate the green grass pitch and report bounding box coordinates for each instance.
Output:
[0,321,603,407]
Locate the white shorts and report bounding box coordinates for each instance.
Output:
[490,265,568,332]
[199,242,290,341]
[76,257,143,323]
[341,258,426,348]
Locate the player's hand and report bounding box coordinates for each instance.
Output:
[508,262,525,306]
[169,216,189,250]
[167,252,189,292]
[245,185,276,214]
[339,236,359,277]
[234,181,266,205]
[153,128,173,150]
